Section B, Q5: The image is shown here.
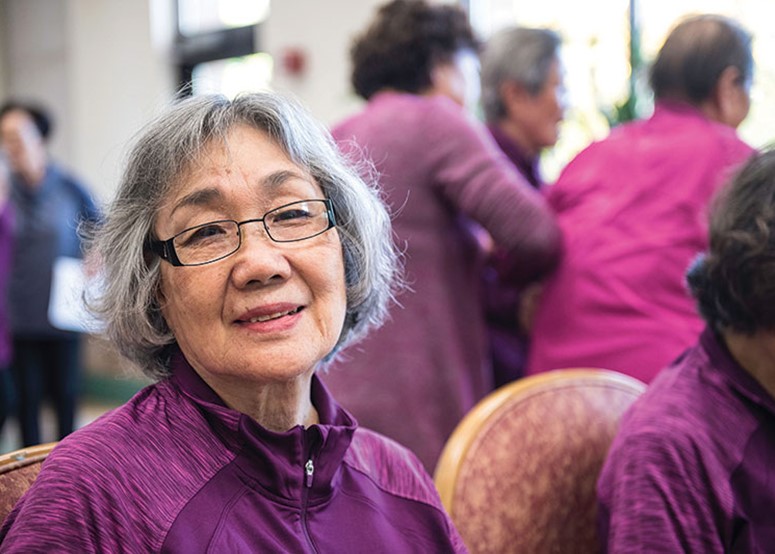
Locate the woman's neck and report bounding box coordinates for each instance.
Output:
[203,371,320,432]
[723,330,775,400]
[497,119,540,160]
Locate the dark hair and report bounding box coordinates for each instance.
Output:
[0,100,53,140]
[350,0,480,100]
[686,149,775,334]
[650,14,753,104]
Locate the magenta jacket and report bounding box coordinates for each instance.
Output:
[528,102,754,383]
[0,352,466,552]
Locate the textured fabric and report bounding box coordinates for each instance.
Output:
[487,123,542,189]
[0,351,466,553]
[323,92,561,471]
[597,328,775,553]
[0,465,42,527]
[528,102,755,383]
[8,164,99,337]
[484,124,544,386]
[444,371,644,554]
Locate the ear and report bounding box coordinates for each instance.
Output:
[428,62,456,101]
[710,66,747,127]
[499,81,531,117]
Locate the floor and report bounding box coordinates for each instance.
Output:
[0,399,121,455]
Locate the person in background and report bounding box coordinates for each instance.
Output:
[0,156,14,437]
[0,92,467,551]
[479,25,566,385]
[0,101,100,446]
[597,148,775,552]
[480,26,565,189]
[527,14,755,383]
[323,0,561,472]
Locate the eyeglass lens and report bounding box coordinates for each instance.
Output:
[171,199,331,265]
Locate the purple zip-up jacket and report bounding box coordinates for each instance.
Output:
[0,352,466,553]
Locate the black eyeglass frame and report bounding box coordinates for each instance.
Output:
[148,198,337,267]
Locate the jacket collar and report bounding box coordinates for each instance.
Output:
[486,123,542,189]
[169,349,357,501]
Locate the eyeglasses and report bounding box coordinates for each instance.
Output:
[149,199,336,267]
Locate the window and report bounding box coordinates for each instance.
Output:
[470,0,775,180]
[175,0,272,97]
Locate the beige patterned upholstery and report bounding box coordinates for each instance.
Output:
[434,369,645,554]
[0,442,57,524]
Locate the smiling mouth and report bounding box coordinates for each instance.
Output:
[246,306,303,323]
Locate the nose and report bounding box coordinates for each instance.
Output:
[230,222,292,288]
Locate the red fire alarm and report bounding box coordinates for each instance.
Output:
[282,48,307,76]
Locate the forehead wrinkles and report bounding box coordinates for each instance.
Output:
[156,135,233,214]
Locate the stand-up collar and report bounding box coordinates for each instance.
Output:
[700,327,775,416]
[169,350,358,501]
[487,123,542,190]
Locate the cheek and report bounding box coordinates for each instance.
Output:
[317,242,348,326]
[159,269,208,334]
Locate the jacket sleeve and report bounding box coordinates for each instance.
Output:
[0,446,141,553]
[597,430,725,554]
[423,101,562,286]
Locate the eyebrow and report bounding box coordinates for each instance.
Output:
[169,169,311,218]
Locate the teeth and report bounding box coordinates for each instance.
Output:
[248,307,299,323]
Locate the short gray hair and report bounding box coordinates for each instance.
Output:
[86,92,400,380]
[480,26,561,123]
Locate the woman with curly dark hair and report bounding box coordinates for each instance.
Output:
[597,149,775,552]
[324,0,561,471]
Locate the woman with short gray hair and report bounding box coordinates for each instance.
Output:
[0,91,467,552]
[478,26,566,388]
[480,26,565,188]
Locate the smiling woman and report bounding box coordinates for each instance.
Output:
[0,93,467,553]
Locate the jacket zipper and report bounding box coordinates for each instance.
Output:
[301,449,319,553]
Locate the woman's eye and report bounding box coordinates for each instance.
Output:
[272,208,312,224]
[181,223,230,246]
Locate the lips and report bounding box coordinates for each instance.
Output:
[247,306,302,323]
[236,303,305,325]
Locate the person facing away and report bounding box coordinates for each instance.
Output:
[597,148,775,552]
[526,14,756,384]
[0,92,467,552]
[478,25,567,385]
[0,100,100,447]
[321,0,562,472]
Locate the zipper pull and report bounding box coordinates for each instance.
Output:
[305,458,314,488]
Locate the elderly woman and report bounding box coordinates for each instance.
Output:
[480,26,565,189]
[478,26,566,385]
[597,149,775,551]
[0,93,466,552]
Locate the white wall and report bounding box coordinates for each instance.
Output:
[67,0,175,202]
[264,0,384,126]
[0,0,386,201]
[0,0,174,202]
[1,0,70,162]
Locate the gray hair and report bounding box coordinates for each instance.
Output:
[86,92,400,380]
[480,26,561,123]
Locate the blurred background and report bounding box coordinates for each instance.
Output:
[0,0,772,451]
